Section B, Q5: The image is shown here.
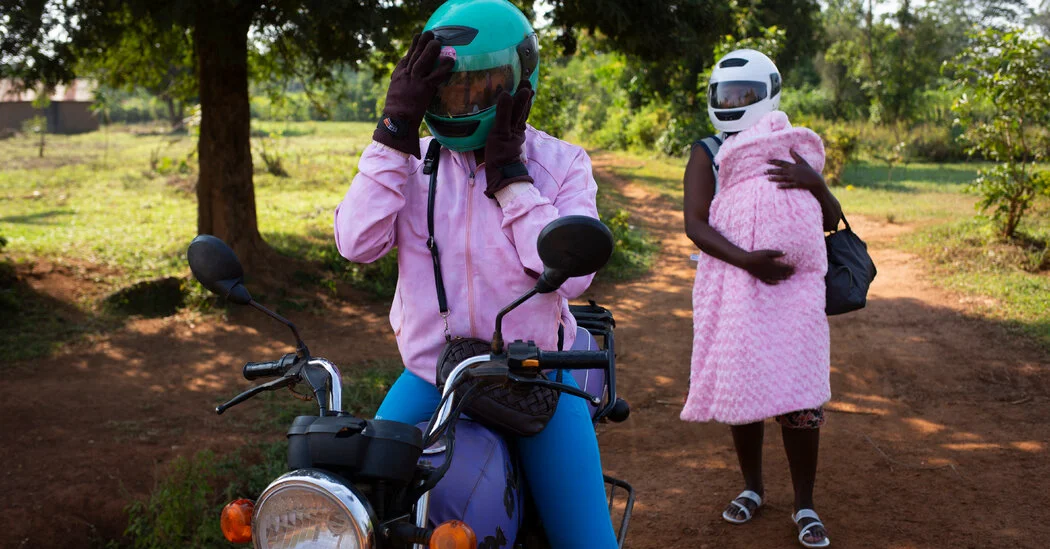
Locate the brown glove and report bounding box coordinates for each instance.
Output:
[484,81,535,198]
[373,31,455,158]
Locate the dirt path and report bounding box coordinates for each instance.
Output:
[0,288,404,549]
[587,153,1050,549]
[2,156,1048,549]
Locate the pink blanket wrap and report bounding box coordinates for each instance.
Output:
[681,111,831,425]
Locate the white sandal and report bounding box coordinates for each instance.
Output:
[721,490,763,524]
[792,509,830,548]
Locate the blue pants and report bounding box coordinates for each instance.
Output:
[376,369,618,549]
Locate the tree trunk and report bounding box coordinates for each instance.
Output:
[165,96,185,131]
[194,4,269,270]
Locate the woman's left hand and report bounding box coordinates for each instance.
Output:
[767,149,825,192]
[484,80,535,199]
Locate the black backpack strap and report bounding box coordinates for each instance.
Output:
[423,139,451,341]
[694,135,722,194]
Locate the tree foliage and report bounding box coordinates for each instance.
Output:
[945,29,1050,238]
[76,6,196,129]
[1,0,445,268]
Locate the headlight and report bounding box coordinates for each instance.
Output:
[253,469,375,549]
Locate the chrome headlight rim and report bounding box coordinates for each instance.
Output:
[252,468,376,549]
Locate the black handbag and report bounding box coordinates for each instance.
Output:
[423,140,559,437]
[825,215,877,315]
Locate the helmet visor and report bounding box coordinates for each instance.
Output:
[431,65,515,117]
[708,81,768,109]
[429,47,521,118]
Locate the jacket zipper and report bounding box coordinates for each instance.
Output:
[465,156,478,338]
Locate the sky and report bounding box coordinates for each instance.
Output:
[531,0,1046,28]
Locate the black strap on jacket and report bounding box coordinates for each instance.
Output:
[423,140,452,341]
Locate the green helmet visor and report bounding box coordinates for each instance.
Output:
[428,47,521,118]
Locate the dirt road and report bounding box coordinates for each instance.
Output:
[588,153,1050,549]
[2,156,1047,548]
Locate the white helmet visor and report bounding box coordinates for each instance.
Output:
[708,80,768,109]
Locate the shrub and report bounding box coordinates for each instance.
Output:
[821,126,859,187]
[596,188,657,281]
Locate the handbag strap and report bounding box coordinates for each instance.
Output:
[840,213,852,232]
[423,139,452,342]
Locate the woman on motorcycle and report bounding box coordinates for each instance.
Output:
[333,1,618,547]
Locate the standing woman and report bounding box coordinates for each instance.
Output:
[681,50,842,548]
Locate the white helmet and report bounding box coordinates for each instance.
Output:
[707,49,782,133]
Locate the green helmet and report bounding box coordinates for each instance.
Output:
[423,0,540,152]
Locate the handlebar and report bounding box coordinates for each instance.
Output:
[243,360,283,380]
[533,349,610,370]
[242,353,298,380]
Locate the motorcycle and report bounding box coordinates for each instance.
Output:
[187,215,634,549]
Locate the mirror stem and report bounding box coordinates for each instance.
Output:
[249,300,311,358]
[492,288,538,355]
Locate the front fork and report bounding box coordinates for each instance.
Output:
[413,354,492,548]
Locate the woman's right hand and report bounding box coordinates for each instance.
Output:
[373,31,455,158]
[742,250,795,285]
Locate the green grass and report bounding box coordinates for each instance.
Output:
[835,161,981,223]
[0,122,380,359]
[1,121,655,361]
[594,150,688,204]
[902,219,1050,345]
[0,121,375,283]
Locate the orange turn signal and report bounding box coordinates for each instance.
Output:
[430,520,477,549]
[221,498,255,544]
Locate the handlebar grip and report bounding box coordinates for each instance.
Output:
[535,350,610,370]
[243,360,284,380]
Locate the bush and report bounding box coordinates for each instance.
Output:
[122,364,399,548]
[821,125,858,187]
[596,188,657,281]
[123,443,288,549]
[782,85,836,121]
[655,104,710,157]
[124,450,230,549]
[909,125,970,163]
[803,118,973,165]
[623,103,672,151]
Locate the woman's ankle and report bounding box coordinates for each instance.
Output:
[794,498,815,512]
[743,483,765,497]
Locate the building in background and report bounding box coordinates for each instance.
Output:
[0,80,99,134]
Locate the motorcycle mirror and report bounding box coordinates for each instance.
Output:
[534,216,614,294]
[187,235,252,305]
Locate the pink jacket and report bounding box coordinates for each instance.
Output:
[682,111,830,425]
[334,126,599,384]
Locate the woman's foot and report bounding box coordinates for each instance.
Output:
[721,490,763,524]
[792,509,830,548]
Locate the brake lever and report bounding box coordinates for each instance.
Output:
[215,375,296,415]
[506,372,602,406]
[464,361,512,381]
